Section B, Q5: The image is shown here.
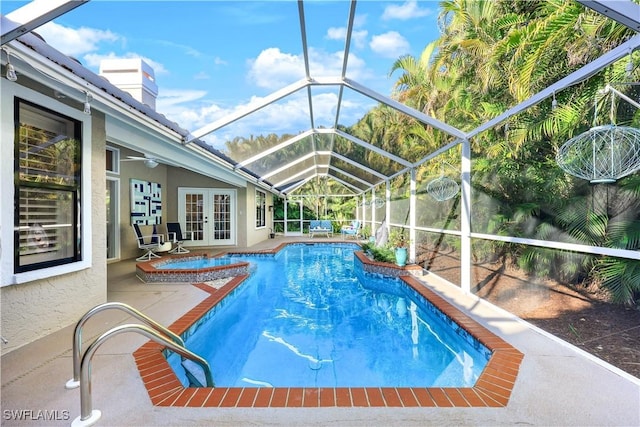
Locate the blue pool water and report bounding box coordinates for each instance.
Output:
[168,243,489,388]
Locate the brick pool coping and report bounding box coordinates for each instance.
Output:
[133,243,523,408]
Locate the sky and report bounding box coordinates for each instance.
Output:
[2,0,443,148]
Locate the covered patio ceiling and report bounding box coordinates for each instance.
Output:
[3,0,640,197]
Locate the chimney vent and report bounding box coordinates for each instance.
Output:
[99,58,158,109]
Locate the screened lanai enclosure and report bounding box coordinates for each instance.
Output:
[182,1,640,306]
[4,0,639,305]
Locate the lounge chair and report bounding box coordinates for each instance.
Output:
[309,220,333,238]
[132,223,165,261]
[341,220,360,239]
[166,222,193,254]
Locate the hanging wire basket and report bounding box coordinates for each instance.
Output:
[426,175,459,201]
[556,125,640,183]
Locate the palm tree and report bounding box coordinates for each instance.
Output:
[388,0,640,304]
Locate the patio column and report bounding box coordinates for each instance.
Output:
[371,188,376,232]
[460,139,472,293]
[409,168,416,263]
[385,181,391,234]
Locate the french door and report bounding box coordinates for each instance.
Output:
[178,188,236,246]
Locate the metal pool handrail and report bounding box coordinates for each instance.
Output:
[65,301,185,389]
[71,323,214,427]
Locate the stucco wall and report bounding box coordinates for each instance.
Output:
[115,157,259,258]
[117,146,169,261]
[1,104,107,355]
[245,183,273,247]
[164,167,248,248]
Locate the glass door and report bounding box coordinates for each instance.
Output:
[212,193,232,242]
[183,190,205,243]
[179,188,236,246]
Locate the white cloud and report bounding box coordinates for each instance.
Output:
[354,14,368,28]
[38,22,119,57]
[246,47,305,89]
[156,90,231,139]
[193,71,210,80]
[156,89,374,150]
[351,30,369,50]
[370,31,410,59]
[33,20,376,148]
[177,96,312,150]
[158,89,208,109]
[161,45,379,147]
[326,26,368,49]
[247,47,371,90]
[200,91,373,150]
[37,22,169,76]
[326,26,346,41]
[382,1,432,21]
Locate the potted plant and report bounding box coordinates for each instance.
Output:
[389,230,409,267]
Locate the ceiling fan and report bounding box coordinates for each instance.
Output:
[121,155,160,168]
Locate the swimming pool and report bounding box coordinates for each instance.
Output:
[167,243,490,388]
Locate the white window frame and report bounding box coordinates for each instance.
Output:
[106,176,121,261]
[1,83,92,286]
[255,189,266,229]
[106,145,120,175]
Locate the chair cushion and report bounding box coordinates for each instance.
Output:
[310,220,331,231]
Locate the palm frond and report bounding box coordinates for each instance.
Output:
[597,257,640,304]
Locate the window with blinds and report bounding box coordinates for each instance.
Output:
[14,99,82,273]
[256,189,266,228]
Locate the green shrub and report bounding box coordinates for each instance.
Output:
[361,242,396,264]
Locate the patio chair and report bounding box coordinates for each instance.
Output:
[341,220,360,239]
[309,220,333,238]
[132,223,165,261]
[166,222,192,254]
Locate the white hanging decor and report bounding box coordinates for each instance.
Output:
[556,83,640,184]
[556,125,640,184]
[426,175,459,201]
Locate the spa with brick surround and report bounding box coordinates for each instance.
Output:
[136,255,250,283]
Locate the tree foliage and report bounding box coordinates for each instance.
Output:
[224,0,640,305]
[388,0,640,305]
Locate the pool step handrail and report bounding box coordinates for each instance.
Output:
[71,323,214,427]
[65,301,185,389]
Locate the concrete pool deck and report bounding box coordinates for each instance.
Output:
[2,236,639,426]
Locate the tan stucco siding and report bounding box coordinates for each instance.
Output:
[1,101,107,355]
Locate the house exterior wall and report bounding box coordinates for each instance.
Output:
[114,160,256,260]
[0,40,274,355]
[245,182,272,247]
[163,167,247,248]
[0,79,107,354]
[117,146,169,261]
